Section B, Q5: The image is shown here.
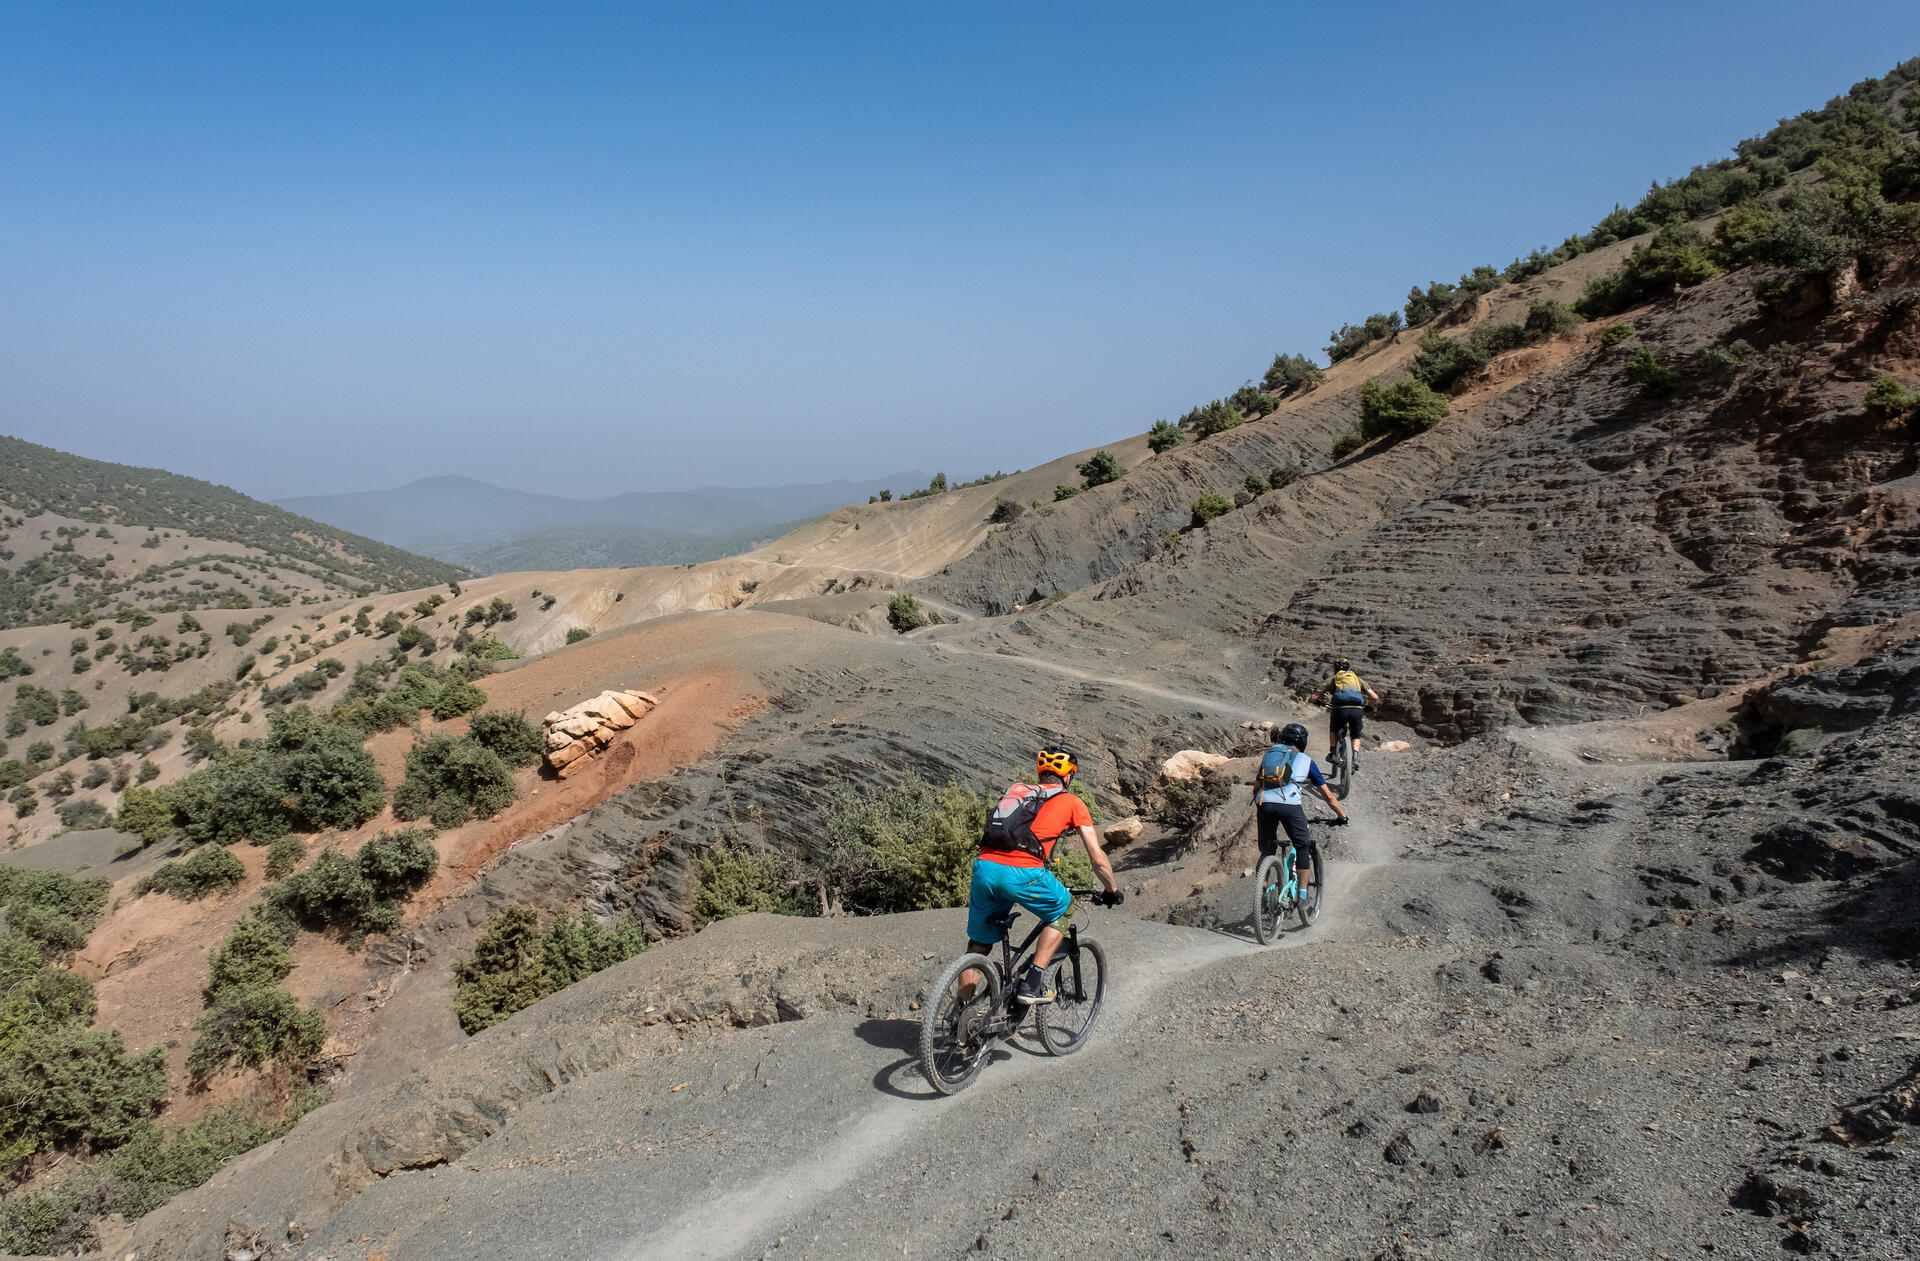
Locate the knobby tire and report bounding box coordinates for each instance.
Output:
[1034,937,1107,1056]
[920,952,1001,1095]
[1252,853,1285,946]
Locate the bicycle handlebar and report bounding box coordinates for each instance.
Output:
[1069,888,1125,906]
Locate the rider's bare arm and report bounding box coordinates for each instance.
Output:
[1365,686,1381,704]
[1317,781,1349,822]
[1077,825,1119,892]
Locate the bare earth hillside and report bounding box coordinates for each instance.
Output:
[4,61,1920,1261]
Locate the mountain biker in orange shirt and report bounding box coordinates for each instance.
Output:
[965,746,1121,1005]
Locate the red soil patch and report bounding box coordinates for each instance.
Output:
[429,661,759,901]
[75,643,761,1111]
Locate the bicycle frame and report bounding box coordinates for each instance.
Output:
[973,900,1095,1039]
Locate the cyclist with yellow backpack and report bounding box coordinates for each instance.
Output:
[1310,657,1381,770]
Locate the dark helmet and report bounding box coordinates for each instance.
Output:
[1278,723,1309,750]
[1333,657,1352,672]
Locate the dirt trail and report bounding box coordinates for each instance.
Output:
[922,639,1287,726]
[634,916,1253,1261]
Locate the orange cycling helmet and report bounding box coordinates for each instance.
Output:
[1036,746,1079,779]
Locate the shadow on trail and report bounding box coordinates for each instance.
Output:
[853,1017,918,1054]
[856,1017,1059,1102]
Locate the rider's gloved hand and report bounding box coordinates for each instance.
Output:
[1330,816,1351,827]
[1094,889,1125,907]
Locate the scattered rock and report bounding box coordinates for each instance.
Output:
[1103,816,1144,845]
[1407,1089,1443,1114]
[543,688,659,777]
[1161,749,1229,781]
[1383,1132,1417,1165]
[1376,739,1412,753]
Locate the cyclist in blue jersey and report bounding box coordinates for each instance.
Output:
[1252,724,1348,892]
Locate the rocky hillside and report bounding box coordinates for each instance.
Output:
[2,57,1918,1261]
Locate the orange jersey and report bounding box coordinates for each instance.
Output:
[978,790,1092,868]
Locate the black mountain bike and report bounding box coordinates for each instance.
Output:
[1325,710,1359,800]
[919,891,1109,1095]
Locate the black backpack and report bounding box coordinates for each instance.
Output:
[981,783,1060,863]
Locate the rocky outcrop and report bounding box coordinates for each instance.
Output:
[543,689,658,777]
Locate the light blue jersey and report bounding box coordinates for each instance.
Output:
[1256,747,1326,806]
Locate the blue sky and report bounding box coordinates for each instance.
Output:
[2,3,1916,500]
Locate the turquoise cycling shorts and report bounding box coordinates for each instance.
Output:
[967,859,1073,945]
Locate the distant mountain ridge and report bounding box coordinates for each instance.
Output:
[275,472,927,573]
[0,433,467,627]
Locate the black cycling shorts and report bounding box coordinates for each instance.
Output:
[1257,802,1313,860]
[1329,706,1364,740]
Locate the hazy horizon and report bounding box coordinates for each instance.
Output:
[4,3,1917,502]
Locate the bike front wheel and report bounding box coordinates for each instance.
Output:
[1034,937,1107,1056]
[1252,853,1286,945]
[921,952,1001,1095]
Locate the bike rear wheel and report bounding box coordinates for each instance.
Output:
[1034,937,1107,1055]
[920,952,1001,1095]
[1331,731,1353,800]
[1252,854,1286,945]
[1297,845,1325,927]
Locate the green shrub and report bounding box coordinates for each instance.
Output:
[9,784,37,819]
[452,906,549,1033]
[278,725,386,831]
[264,834,305,879]
[1077,449,1125,488]
[1623,347,1682,397]
[1327,312,1401,362]
[186,985,325,1082]
[1146,419,1187,453]
[429,673,486,720]
[565,627,592,644]
[1865,376,1916,415]
[0,867,109,953]
[1244,473,1270,497]
[56,800,111,831]
[538,907,647,987]
[692,840,795,928]
[137,844,245,901]
[989,497,1025,524]
[466,710,545,769]
[0,647,31,681]
[0,1024,167,1158]
[1262,353,1324,394]
[1228,386,1280,416]
[9,684,60,732]
[1053,484,1082,502]
[1159,767,1232,835]
[1523,299,1581,340]
[357,828,438,899]
[451,904,647,1035]
[391,734,516,828]
[1576,224,1721,318]
[815,776,985,916]
[205,914,295,997]
[1268,464,1301,490]
[1189,494,1234,528]
[268,847,387,935]
[111,785,173,846]
[1601,323,1636,348]
[1186,400,1245,438]
[886,593,930,634]
[1359,378,1450,439]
